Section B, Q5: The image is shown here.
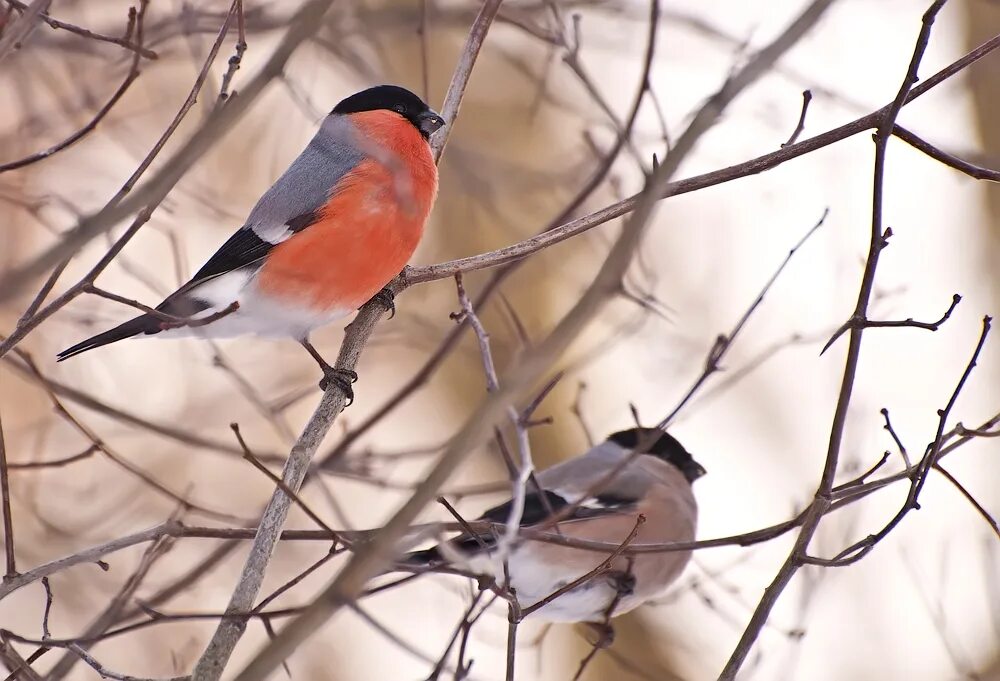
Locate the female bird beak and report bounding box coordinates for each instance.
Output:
[418,110,446,136]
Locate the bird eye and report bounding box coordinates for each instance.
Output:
[392,104,406,114]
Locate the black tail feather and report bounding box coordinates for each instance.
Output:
[402,535,493,567]
[56,315,160,361]
[402,546,444,566]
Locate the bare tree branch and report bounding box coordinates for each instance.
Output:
[3,0,157,58]
[718,4,955,676]
[189,5,503,678]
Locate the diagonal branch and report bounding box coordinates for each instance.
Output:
[0,0,246,360]
[3,0,157,58]
[0,410,14,580]
[0,2,149,173]
[718,3,953,677]
[189,5,502,679]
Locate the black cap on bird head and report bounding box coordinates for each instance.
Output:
[332,85,445,139]
[607,427,707,483]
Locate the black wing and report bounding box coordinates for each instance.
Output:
[182,208,323,292]
[404,490,637,566]
[477,489,571,526]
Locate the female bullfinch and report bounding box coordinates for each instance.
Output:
[57,85,445,399]
[404,427,706,627]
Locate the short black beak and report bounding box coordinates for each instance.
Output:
[684,460,707,482]
[418,110,446,137]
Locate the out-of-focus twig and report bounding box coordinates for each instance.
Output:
[431,0,503,162]
[0,2,149,173]
[0,0,243,359]
[0,0,50,63]
[0,410,15,579]
[45,526,176,681]
[3,0,157,58]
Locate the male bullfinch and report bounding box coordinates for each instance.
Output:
[57,85,445,399]
[405,427,706,627]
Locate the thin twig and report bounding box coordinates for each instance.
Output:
[519,515,645,618]
[431,0,503,162]
[230,424,342,541]
[0,0,244,359]
[40,577,53,640]
[0,409,15,579]
[66,645,187,681]
[0,2,148,173]
[821,292,961,355]
[46,526,176,681]
[894,125,1000,181]
[424,590,486,681]
[803,316,992,567]
[881,407,912,467]
[3,0,157,58]
[932,463,1000,539]
[781,89,812,147]
[660,208,828,427]
[573,556,636,681]
[217,0,247,102]
[718,5,954,676]
[6,446,99,470]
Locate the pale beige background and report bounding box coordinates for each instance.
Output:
[1,0,998,679]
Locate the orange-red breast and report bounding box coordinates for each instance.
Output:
[57,85,444,396]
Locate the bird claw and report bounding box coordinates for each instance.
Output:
[319,368,358,405]
[583,621,616,649]
[368,287,396,319]
[605,570,636,596]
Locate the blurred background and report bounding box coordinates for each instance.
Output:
[1,0,998,679]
